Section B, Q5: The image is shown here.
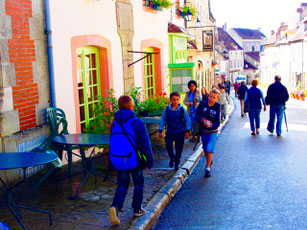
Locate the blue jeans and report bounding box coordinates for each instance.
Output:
[165,132,185,165]
[112,168,144,212]
[248,109,261,131]
[201,132,218,153]
[267,105,284,135]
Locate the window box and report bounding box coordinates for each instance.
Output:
[144,0,172,11]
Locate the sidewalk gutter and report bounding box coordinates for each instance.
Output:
[128,97,235,230]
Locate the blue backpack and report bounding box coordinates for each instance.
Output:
[109,118,138,170]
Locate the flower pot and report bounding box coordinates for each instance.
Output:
[296,95,300,100]
[139,109,164,117]
[301,96,305,101]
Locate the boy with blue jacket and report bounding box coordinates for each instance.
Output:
[158,92,191,170]
[195,88,220,177]
[109,95,153,225]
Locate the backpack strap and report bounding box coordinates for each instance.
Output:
[118,118,138,153]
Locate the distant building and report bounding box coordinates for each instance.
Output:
[216,27,244,83]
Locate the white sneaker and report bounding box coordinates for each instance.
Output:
[109,206,120,225]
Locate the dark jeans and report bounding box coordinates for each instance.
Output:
[111,168,144,212]
[248,109,261,131]
[267,105,284,135]
[165,132,185,165]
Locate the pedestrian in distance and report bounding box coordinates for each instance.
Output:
[219,86,230,121]
[184,80,200,142]
[233,81,239,97]
[225,80,231,95]
[265,75,289,136]
[201,87,209,101]
[244,79,266,135]
[195,88,221,177]
[158,92,191,170]
[237,81,248,117]
[108,95,153,225]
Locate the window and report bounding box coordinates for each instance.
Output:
[144,47,156,98]
[76,47,101,132]
[202,30,213,51]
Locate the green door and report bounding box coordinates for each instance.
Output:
[76,47,101,132]
[144,47,156,98]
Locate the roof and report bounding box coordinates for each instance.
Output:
[168,23,192,36]
[289,31,304,42]
[244,60,257,70]
[217,27,243,51]
[245,52,260,62]
[232,28,266,40]
[264,34,277,45]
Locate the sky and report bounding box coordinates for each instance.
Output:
[210,0,305,37]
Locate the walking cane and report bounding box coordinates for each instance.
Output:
[284,107,288,132]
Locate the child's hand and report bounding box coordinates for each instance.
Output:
[185,132,190,139]
[158,133,163,138]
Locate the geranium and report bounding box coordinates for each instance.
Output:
[300,90,305,97]
[139,93,170,112]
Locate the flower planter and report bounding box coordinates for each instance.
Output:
[301,96,305,101]
[139,109,164,117]
[296,95,300,100]
[152,3,161,10]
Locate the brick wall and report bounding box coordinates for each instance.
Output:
[5,0,38,130]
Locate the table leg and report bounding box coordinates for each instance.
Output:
[0,177,52,229]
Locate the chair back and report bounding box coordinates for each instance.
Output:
[46,107,69,136]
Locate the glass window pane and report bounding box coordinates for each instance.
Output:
[89,104,94,118]
[93,86,98,97]
[88,87,93,102]
[79,88,84,104]
[91,53,96,68]
[77,54,82,70]
[85,70,91,85]
[85,54,90,69]
[80,106,85,121]
[92,70,97,84]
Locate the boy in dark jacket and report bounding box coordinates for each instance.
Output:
[158,92,191,170]
[237,81,248,117]
[109,95,153,225]
[195,88,220,177]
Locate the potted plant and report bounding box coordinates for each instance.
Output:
[180,5,196,19]
[139,92,170,117]
[300,90,305,101]
[150,0,172,10]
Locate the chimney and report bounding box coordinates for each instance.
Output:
[258,27,261,32]
[222,22,227,31]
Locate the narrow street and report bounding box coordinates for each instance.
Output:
[155,93,307,230]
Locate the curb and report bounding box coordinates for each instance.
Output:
[128,98,235,230]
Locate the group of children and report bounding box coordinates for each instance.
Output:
[108,81,221,225]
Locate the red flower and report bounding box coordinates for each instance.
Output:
[92,125,95,129]
[156,99,160,103]
[163,92,167,96]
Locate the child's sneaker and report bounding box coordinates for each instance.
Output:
[134,208,147,217]
[109,206,120,225]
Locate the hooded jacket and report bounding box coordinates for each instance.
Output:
[111,109,153,169]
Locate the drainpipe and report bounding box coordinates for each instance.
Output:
[45,0,56,107]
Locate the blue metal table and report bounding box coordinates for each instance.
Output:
[0,151,58,230]
[52,133,116,199]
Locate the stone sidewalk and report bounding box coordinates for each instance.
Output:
[0,99,234,230]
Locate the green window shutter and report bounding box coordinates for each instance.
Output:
[76,46,101,132]
[144,47,156,98]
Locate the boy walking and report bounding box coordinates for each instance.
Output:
[109,95,153,225]
[219,86,230,121]
[195,89,221,177]
[158,92,191,170]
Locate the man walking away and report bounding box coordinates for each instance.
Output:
[265,75,289,136]
[109,95,153,225]
[237,81,248,117]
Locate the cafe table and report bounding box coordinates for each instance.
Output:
[0,151,58,230]
[52,133,117,199]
